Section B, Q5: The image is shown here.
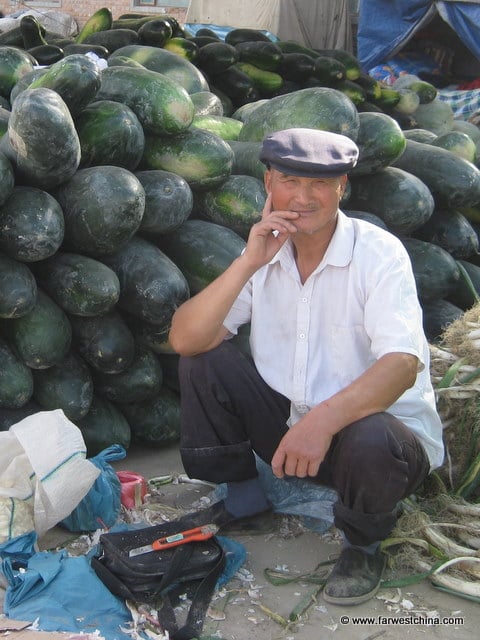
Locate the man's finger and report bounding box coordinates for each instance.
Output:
[283,455,299,477]
[271,449,286,478]
[261,192,273,219]
[307,459,321,477]
[295,458,309,478]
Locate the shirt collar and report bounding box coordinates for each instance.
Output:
[269,210,355,270]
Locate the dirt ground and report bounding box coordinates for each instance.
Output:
[3,442,479,639]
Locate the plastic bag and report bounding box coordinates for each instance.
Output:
[255,456,337,532]
[1,547,133,639]
[60,444,126,532]
[211,455,337,534]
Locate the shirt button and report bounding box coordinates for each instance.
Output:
[299,332,305,339]
[301,297,308,303]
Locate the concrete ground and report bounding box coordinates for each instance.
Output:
[5,442,478,639]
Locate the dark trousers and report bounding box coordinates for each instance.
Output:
[178,342,430,546]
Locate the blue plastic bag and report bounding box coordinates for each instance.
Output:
[60,444,126,531]
[211,455,337,534]
[2,547,133,639]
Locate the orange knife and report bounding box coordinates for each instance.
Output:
[128,524,218,557]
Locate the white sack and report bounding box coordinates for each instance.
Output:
[0,409,99,539]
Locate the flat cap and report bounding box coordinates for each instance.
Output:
[259,128,359,177]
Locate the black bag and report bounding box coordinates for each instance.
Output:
[91,519,225,640]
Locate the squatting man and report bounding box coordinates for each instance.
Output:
[169,127,444,605]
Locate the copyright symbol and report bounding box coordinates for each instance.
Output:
[340,615,349,625]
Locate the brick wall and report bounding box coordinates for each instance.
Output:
[0,2,188,31]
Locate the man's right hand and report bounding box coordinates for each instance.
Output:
[242,193,299,270]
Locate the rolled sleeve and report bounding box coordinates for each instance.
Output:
[223,279,253,336]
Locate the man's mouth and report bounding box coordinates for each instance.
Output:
[295,209,316,216]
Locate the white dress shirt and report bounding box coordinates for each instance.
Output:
[223,211,444,470]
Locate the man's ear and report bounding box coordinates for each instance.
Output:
[264,168,272,193]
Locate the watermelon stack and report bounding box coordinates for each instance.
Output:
[1,9,480,453]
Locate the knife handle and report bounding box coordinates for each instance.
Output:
[151,526,216,550]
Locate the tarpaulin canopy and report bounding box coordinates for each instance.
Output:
[186,0,353,51]
[357,0,480,72]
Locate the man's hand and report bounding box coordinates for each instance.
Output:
[241,193,299,271]
[271,411,335,479]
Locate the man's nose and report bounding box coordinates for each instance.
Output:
[293,184,314,203]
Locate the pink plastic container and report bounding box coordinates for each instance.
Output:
[117,470,148,509]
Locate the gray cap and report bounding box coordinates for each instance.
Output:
[259,128,359,178]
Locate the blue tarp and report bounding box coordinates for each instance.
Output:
[184,22,278,41]
[357,0,480,72]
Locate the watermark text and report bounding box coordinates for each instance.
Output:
[339,615,464,626]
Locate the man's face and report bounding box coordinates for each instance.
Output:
[264,168,347,236]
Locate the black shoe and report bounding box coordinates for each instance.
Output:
[323,546,386,605]
[219,508,277,535]
[172,499,273,533]
[171,500,237,530]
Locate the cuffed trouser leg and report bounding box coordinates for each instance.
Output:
[178,341,290,484]
[315,412,431,546]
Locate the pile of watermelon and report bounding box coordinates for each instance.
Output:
[1,8,480,453]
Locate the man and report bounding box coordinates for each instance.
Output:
[168,128,444,605]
